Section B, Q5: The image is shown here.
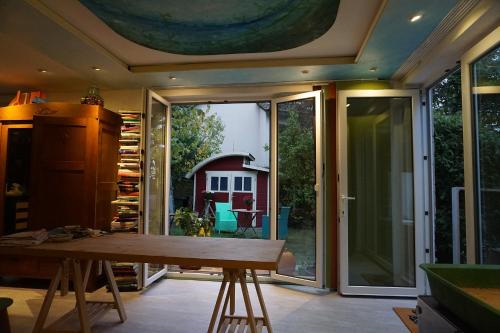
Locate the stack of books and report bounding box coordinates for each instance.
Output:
[109,262,139,291]
[110,110,143,290]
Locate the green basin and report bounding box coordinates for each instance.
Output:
[420,264,500,333]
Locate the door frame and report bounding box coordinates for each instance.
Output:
[338,89,426,296]
[270,90,324,288]
[143,89,171,287]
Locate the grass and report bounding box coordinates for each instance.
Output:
[169,223,316,279]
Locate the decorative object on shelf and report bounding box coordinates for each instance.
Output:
[8,90,47,105]
[80,86,104,106]
[243,195,254,210]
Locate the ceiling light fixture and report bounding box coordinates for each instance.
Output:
[409,14,423,23]
[38,69,48,73]
[301,69,310,74]
[369,67,378,72]
[92,67,102,71]
[169,75,177,80]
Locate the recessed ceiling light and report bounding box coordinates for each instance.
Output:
[169,75,177,80]
[38,69,48,73]
[410,14,423,22]
[369,67,378,72]
[92,67,102,71]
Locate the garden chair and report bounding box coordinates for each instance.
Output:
[261,206,290,239]
[214,202,237,232]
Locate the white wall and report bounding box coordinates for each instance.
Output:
[204,103,270,168]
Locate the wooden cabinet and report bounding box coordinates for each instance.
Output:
[0,103,121,289]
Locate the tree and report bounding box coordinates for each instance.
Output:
[276,101,316,227]
[171,105,224,200]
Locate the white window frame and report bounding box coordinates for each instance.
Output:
[206,171,230,193]
[461,27,500,264]
[232,172,255,193]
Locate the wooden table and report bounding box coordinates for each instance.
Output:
[0,234,285,333]
[230,209,262,237]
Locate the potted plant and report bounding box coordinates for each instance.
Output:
[243,195,254,210]
[173,207,198,236]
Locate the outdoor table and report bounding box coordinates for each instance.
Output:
[230,209,262,237]
[0,233,285,333]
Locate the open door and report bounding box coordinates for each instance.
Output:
[143,90,171,287]
[270,90,324,288]
[338,90,425,296]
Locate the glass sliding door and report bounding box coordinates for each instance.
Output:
[271,90,324,288]
[461,28,499,264]
[143,90,171,286]
[470,45,500,264]
[339,90,425,296]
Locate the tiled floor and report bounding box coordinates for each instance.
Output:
[2,278,415,332]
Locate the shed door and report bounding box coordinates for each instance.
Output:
[231,172,257,211]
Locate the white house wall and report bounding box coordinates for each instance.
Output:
[203,103,270,168]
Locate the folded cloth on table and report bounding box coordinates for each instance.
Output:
[0,229,48,246]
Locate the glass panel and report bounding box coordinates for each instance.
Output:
[277,97,316,280]
[147,97,167,278]
[211,177,219,191]
[234,176,242,191]
[244,177,252,191]
[471,46,500,264]
[346,97,415,287]
[220,177,228,191]
[430,69,466,263]
[4,128,32,235]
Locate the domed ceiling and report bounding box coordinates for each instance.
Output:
[79,0,339,55]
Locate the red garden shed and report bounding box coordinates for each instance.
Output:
[185,152,269,227]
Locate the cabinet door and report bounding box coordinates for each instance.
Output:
[0,124,32,235]
[30,115,99,230]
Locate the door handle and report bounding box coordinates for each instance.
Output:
[341,195,356,200]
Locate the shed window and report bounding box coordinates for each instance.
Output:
[210,176,228,192]
[234,176,252,192]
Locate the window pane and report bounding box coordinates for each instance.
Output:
[277,97,317,280]
[244,177,252,191]
[471,46,500,264]
[234,177,242,191]
[346,97,415,287]
[430,68,466,264]
[220,177,228,191]
[211,177,219,191]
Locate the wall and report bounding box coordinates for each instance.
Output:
[47,89,144,113]
[205,103,270,168]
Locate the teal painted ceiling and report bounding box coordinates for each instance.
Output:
[135,0,458,85]
[80,0,339,55]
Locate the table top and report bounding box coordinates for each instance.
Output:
[230,209,263,214]
[0,234,285,270]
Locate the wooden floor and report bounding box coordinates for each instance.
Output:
[1,278,415,333]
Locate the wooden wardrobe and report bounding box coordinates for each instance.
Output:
[0,103,121,290]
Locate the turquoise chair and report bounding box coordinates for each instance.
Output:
[261,206,290,239]
[215,202,237,232]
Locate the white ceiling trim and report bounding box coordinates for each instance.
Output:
[354,0,388,63]
[392,0,480,81]
[26,0,128,69]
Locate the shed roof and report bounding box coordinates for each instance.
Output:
[185,152,255,179]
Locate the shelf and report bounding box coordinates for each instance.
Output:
[42,301,114,332]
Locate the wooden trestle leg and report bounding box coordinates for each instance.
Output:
[31,259,127,333]
[208,268,273,333]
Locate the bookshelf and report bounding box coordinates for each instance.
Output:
[110,110,143,290]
